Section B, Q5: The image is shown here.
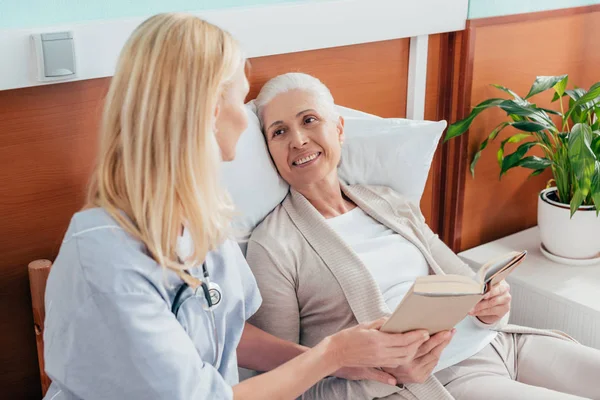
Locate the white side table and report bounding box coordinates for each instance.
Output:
[459,227,600,350]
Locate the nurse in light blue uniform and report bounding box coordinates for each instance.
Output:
[42,13,430,400]
[44,210,259,399]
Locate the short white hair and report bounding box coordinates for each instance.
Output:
[254,72,339,128]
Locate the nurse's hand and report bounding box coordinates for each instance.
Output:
[382,329,455,384]
[328,317,430,370]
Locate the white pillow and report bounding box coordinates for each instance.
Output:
[220,103,288,239]
[338,116,446,204]
[220,102,445,243]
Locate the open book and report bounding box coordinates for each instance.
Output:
[380,250,527,335]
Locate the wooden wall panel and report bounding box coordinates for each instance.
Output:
[440,30,468,248]
[0,78,110,399]
[0,39,412,399]
[420,34,446,232]
[456,8,600,251]
[248,39,410,118]
[422,33,446,231]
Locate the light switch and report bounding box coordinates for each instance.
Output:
[31,31,77,82]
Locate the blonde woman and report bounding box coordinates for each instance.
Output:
[41,14,431,400]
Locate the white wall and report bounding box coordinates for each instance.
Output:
[0,0,469,92]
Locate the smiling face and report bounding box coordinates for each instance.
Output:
[261,89,344,189]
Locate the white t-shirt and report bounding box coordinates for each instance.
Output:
[327,207,497,372]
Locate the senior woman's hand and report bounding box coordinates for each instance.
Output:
[382,329,455,384]
[327,317,430,377]
[469,280,511,325]
[332,366,398,386]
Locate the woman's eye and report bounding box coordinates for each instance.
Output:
[304,116,317,124]
[273,129,285,137]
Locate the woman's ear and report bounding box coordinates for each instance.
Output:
[213,103,222,132]
[337,115,345,144]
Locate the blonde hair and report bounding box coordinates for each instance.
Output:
[88,13,243,271]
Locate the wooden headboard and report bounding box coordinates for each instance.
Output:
[0,36,450,399]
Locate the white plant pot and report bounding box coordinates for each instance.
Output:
[538,187,600,260]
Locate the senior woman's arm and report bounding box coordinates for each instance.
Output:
[246,239,399,400]
[373,185,510,331]
[246,239,301,343]
[407,196,510,330]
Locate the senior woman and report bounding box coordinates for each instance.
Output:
[246,73,600,400]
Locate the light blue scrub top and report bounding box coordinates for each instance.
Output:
[43,208,262,400]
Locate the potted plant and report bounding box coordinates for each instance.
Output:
[446,75,600,262]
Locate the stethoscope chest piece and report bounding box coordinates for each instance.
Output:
[196,281,222,311]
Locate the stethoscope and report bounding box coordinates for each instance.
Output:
[172,262,223,368]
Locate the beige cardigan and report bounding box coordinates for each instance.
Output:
[247,184,571,400]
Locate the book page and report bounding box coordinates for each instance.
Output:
[476,251,527,290]
[413,274,480,295]
[483,257,515,283]
[476,251,522,284]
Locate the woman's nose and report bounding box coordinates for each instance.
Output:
[290,129,308,148]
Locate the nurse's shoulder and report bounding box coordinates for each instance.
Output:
[45,208,168,324]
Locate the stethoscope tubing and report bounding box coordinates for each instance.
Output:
[172,262,221,368]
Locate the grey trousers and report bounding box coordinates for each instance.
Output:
[434,332,600,400]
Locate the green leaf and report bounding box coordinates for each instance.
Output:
[591,162,600,215]
[498,100,558,131]
[558,132,569,145]
[592,109,600,130]
[501,141,538,176]
[530,168,546,178]
[497,147,503,168]
[538,107,562,116]
[504,133,531,145]
[588,81,600,97]
[445,98,505,142]
[571,104,586,124]
[517,156,553,170]
[569,85,600,115]
[525,75,568,99]
[498,100,554,126]
[564,89,589,123]
[534,131,552,148]
[470,122,510,177]
[553,75,569,99]
[569,123,595,178]
[565,88,586,102]
[566,94,589,125]
[491,84,527,104]
[511,121,551,132]
[551,92,568,102]
[552,159,571,204]
[570,188,586,218]
[470,152,482,178]
[568,124,596,213]
[592,134,600,157]
[497,133,531,168]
